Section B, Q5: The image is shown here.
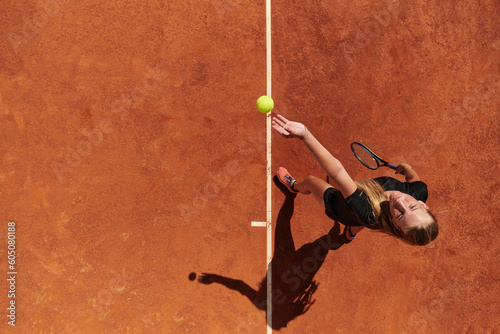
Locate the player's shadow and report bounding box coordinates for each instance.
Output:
[196,176,352,330]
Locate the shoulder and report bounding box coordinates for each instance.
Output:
[374,177,428,201]
[373,176,401,189]
[408,181,428,202]
[410,180,428,189]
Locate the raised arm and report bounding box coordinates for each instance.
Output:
[396,163,420,183]
[272,115,357,198]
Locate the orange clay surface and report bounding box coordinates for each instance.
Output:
[1,0,499,333]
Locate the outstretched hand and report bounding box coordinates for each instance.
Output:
[272,114,307,139]
[198,273,214,284]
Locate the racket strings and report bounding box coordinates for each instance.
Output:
[353,145,379,169]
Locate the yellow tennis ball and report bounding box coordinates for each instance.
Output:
[256,95,274,113]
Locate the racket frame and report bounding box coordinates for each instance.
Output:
[350,142,399,172]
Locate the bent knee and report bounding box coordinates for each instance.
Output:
[304,175,320,182]
[304,175,322,183]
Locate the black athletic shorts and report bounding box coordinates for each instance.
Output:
[323,187,363,227]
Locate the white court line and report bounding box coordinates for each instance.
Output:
[266,0,273,332]
[251,1,273,331]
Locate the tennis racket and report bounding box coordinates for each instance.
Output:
[351,142,404,175]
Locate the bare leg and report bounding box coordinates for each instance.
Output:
[350,226,364,235]
[293,175,332,209]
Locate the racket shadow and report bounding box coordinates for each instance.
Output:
[196,176,352,330]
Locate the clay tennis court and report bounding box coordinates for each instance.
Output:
[1,0,499,333]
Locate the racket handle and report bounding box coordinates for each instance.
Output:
[388,163,405,175]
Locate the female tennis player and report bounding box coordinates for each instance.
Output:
[272,114,438,246]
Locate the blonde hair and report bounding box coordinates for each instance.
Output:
[354,179,439,246]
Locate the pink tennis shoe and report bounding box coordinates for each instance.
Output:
[277,167,298,193]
